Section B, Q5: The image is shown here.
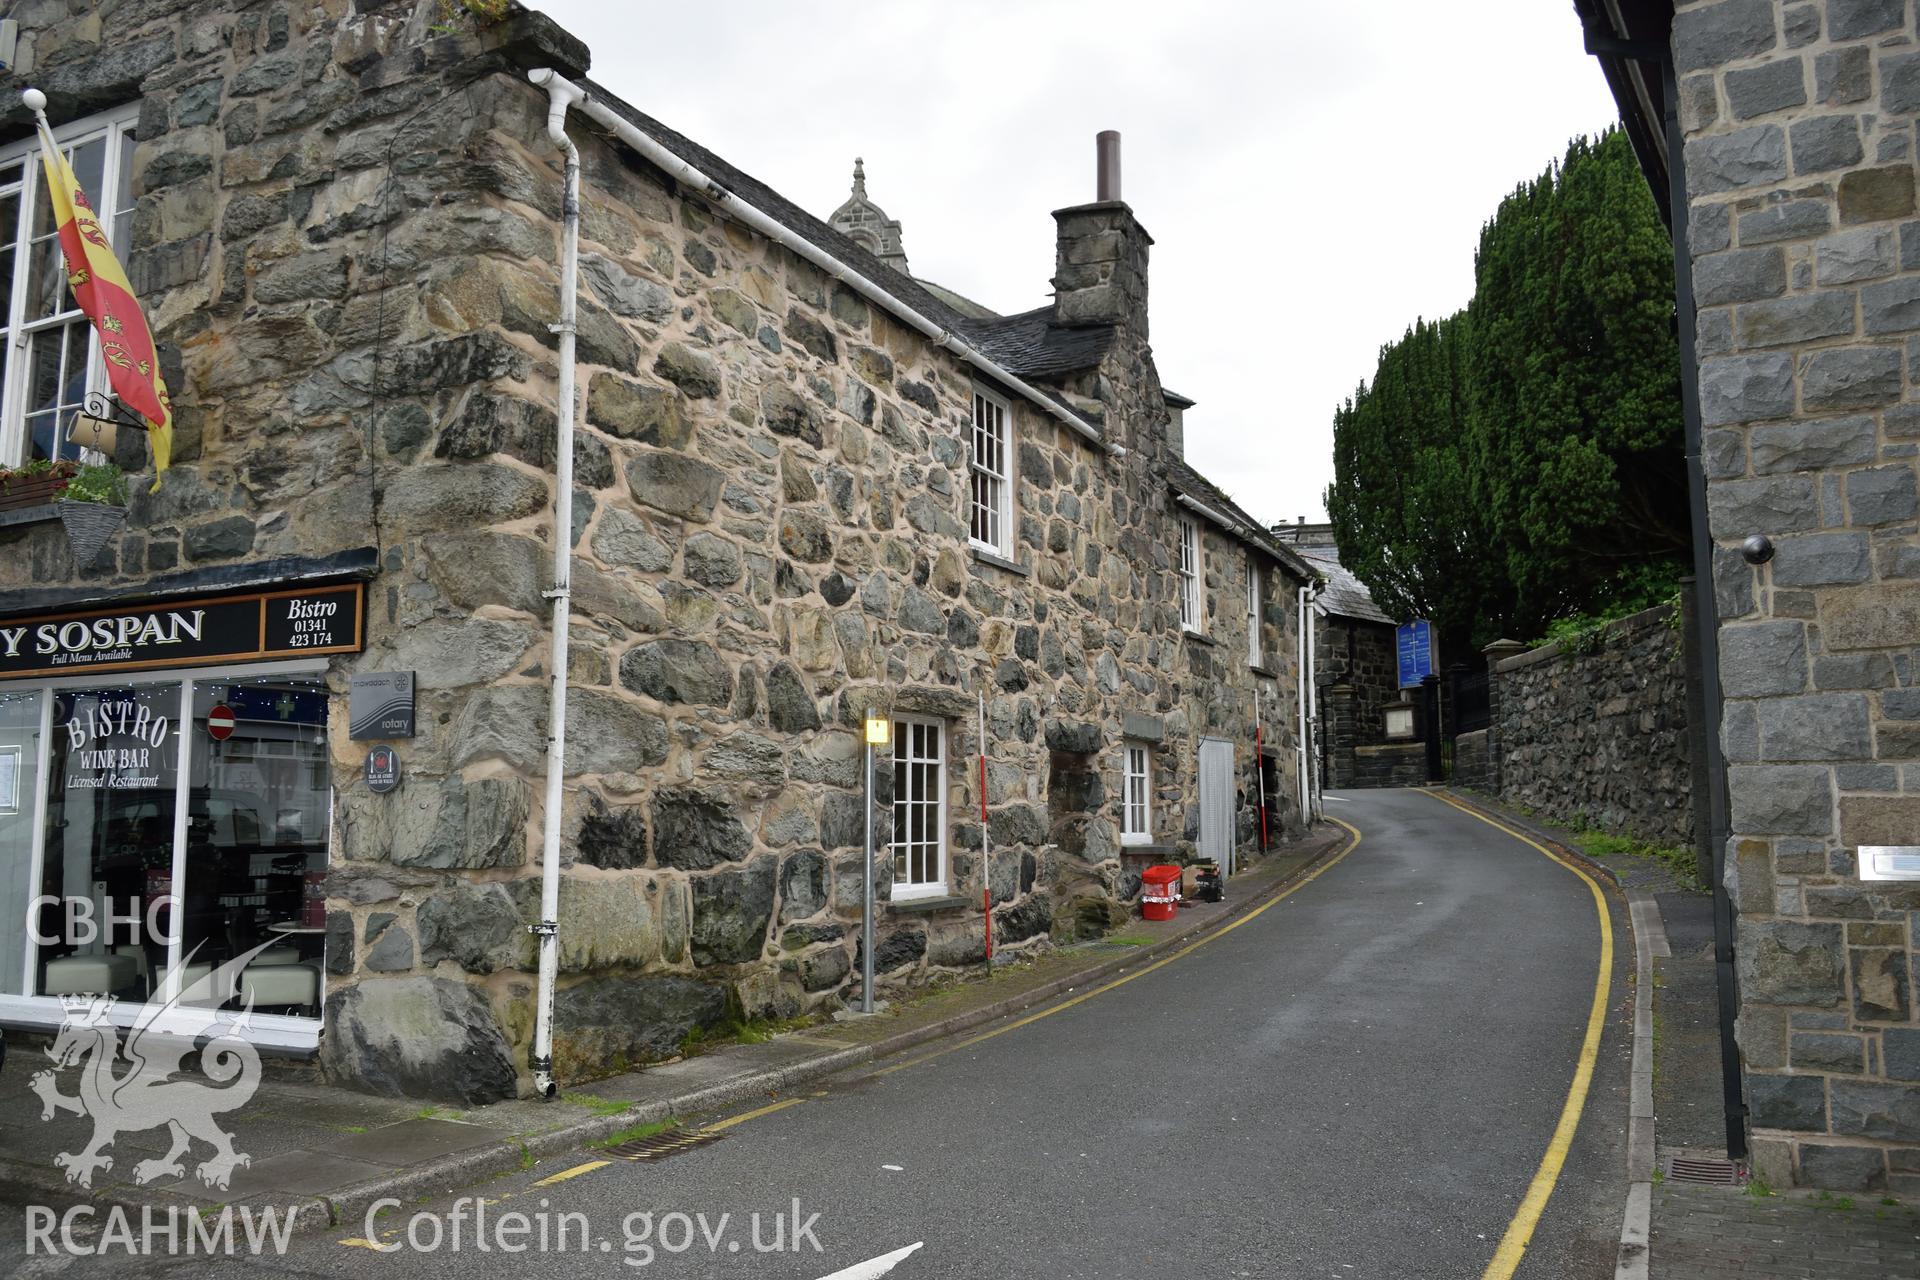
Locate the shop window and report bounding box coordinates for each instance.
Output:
[0,109,139,467]
[890,716,947,899]
[20,672,330,1018]
[35,683,180,1001]
[179,677,331,1015]
[0,687,45,996]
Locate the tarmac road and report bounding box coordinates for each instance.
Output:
[7,787,1631,1280]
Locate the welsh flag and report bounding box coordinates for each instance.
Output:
[34,115,173,490]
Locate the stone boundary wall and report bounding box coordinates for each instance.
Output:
[1349,741,1427,788]
[1490,604,1693,846]
[1452,727,1491,792]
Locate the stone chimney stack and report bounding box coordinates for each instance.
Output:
[1052,131,1152,334]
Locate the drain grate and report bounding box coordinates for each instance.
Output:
[1666,1153,1742,1185]
[603,1129,725,1162]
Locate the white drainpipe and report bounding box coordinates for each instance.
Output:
[1304,582,1321,822]
[1296,586,1310,820]
[522,68,1121,460]
[528,68,584,1100]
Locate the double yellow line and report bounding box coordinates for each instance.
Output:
[1424,790,1616,1280]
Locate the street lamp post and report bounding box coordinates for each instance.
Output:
[861,710,890,1015]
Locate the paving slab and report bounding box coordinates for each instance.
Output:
[152,1149,387,1199]
[316,1117,501,1167]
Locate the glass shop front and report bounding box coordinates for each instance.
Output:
[0,583,362,1050]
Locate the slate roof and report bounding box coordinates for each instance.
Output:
[579,79,1100,424]
[1570,0,1673,226]
[578,76,1299,578]
[964,306,1118,380]
[1166,458,1317,584]
[1295,545,1395,626]
[916,279,1000,321]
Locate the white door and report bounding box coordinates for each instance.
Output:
[1197,737,1236,877]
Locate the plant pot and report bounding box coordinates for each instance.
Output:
[0,475,69,511]
[56,499,128,567]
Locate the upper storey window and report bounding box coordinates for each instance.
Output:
[0,109,139,468]
[970,387,1012,557]
[1247,556,1263,666]
[1178,517,1202,632]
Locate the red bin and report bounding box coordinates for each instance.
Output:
[1140,864,1183,922]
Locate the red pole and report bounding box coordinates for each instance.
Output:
[1256,722,1269,852]
[979,694,993,963]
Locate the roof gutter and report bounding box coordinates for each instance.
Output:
[1175,492,1249,538]
[526,69,1123,460]
[1175,492,1318,582]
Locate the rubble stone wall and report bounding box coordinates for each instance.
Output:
[1491,605,1694,847]
[0,1,1308,1102]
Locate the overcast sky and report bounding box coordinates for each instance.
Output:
[539,1,1622,526]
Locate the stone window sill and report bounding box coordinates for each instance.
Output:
[1182,629,1217,647]
[969,546,1031,577]
[887,893,972,914]
[1121,842,1177,858]
[1250,663,1280,679]
[0,503,59,528]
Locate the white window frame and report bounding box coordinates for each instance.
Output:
[889,714,948,901]
[1121,742,1152,845]
[0,657,330,1054]
[1247,556,1262,667]
[0,105,142,469]
[1178,517,1202,633]
[969,386,1013,557]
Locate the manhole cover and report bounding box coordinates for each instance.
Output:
[603,1129,725,1162]
[1666,1152,1742,1185]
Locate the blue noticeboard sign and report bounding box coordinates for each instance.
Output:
[1397,620,1436,689]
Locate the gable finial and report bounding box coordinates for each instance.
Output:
[852,157,866,198]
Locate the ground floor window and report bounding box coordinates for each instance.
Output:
[1122,743,1151,844]
[890,716,946,899]
[1,665,330,1018]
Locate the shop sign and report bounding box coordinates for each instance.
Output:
[59,693,174,793]
[0,583,363,681]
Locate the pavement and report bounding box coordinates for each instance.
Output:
[0,820,1346,1271]
[5,787,1634,1278]
[1446,787,1920,1280]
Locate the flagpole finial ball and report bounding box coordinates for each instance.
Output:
[21,89,46,113]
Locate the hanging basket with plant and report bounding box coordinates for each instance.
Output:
[54,462,130,567]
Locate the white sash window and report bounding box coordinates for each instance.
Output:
[0,108,139,468]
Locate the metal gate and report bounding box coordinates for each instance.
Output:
[1198,737,1236,877]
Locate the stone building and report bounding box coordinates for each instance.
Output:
[1272,520,1418,789]
[1582,0,1920,1192]
[0,1,1314,1102]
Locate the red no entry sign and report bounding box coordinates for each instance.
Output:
[206,704,237,741]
